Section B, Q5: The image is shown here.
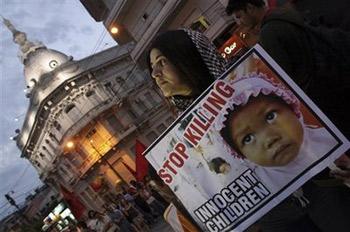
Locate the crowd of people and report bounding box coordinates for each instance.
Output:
[74,178,170,232]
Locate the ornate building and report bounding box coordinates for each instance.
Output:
[4,18,174,213]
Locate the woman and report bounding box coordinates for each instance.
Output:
[148,29,227,114]
[147,29,228,232]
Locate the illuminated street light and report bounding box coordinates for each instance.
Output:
[110,26,119,34]
[66,141,75,149]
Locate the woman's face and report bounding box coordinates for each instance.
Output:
[229,95,304,167]
[150,48,193,97]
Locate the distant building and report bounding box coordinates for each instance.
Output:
[0,185,58,232]
[4,17,174,221]
[23,185,59,221]
[0,213,22,232]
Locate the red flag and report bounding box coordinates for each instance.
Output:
[135,139,149,181]
[60,185,85,220]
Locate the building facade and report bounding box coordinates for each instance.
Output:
[4,18,174,217]
[81,0,235,61]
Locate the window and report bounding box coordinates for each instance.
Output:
[105,114,124,133]
[64,104,75,113]
[116,76,125,84]
[142,13,148,21]
[135,98,147,112]
[59,167,68,175]
[86,128,97,138]
[146,131,158,143]
[53,121,61,131]
[115,76,125,92]
[144,92,156,107]
[49,133,59,142]
[190,16,210,33]
[128,109,138,119]
[156,124,166,133]
[166,117,175,125]
[85,90,95,97]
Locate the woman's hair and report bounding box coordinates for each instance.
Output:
[88,210,97,219]
[226,0,266,15]
[147,30,215,96]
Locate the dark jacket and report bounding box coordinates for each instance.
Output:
[257,8,350,232]
[260,8,350,138]
[260,8,313,89]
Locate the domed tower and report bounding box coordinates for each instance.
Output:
[4,17,174,212]
[3,17,72,94]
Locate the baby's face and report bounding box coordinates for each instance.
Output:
[230,95,303,167]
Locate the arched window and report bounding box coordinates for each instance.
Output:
[85,90,95,97]
[53,121,62,131]
[65,104,76,113]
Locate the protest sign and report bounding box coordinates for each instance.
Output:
[144,45,350,232]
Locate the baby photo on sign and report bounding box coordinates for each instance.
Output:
[145,45,349,232]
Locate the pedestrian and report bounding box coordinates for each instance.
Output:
[128,181,155,225]
[147,29,228,232]
[226,0,350,138]
[105,204,134,232]
[137,182,165,217]
[86,210,111,232]
[225,1,350,231]
[148,29,232,177]
[120,198,151,232]
[148,29,227,115]
[76,221,89,232]
[143,175,169,208]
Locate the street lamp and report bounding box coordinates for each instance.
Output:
[66,141,75,149]
[110,26,119,34]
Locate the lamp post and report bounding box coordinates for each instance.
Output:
[88,139,125,184]
[65,140,126,187]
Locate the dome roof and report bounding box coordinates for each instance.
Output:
[2,17,71,88]
[24,48,70,88]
